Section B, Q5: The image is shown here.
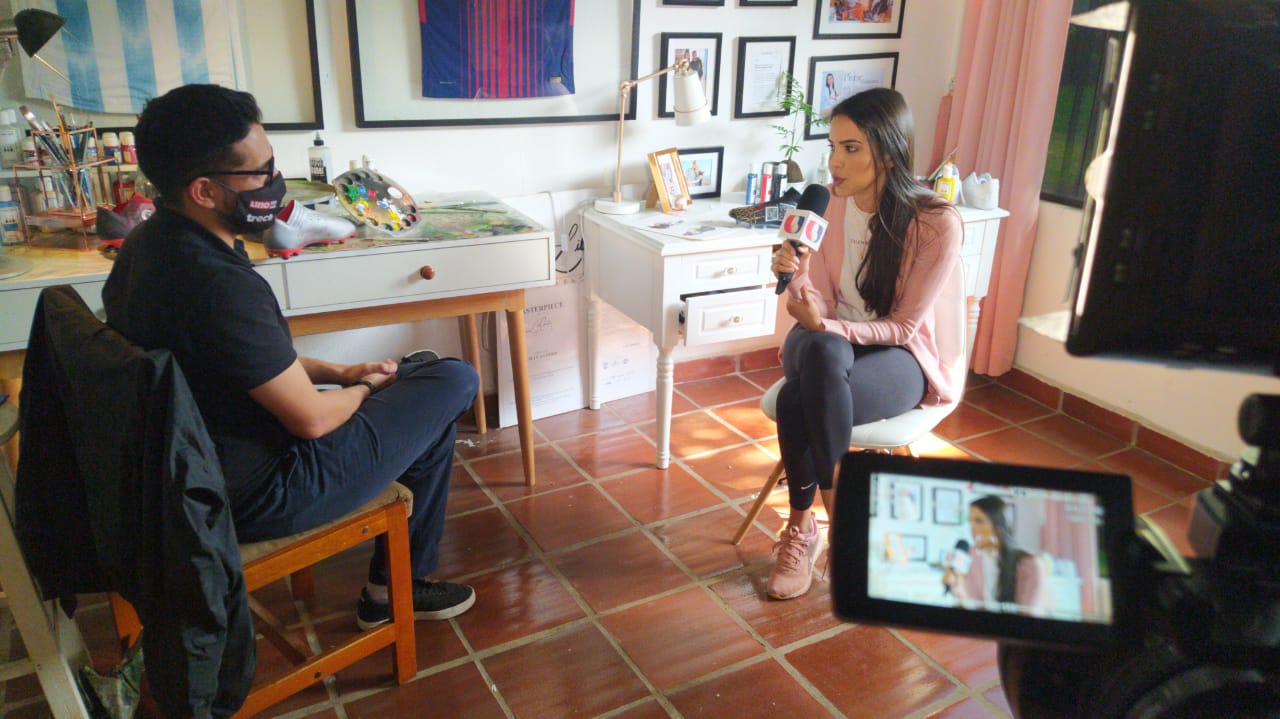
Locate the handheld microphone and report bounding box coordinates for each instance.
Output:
[774,184,830,295]
[943,539,971,595]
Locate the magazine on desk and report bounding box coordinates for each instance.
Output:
[613,204,743,242]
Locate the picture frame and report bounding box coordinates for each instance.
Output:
[932,487,964,525]
[647,147,692,213]
[346,0,640,128]
[890,480,922,521]
[678,146,724,199]
[658,32,722,119]
[663,0,725,5]
[814,0,906,40]
[734,36,796,119]
[805,53,899,140]
[740,0,798,6]
[901,534,928,562]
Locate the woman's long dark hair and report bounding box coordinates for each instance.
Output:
[828,88,949,317]
[970,495,1029,603]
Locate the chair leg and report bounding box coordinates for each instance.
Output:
[288,567,314,601]
[732,459,787,545]
[384,499,417,683]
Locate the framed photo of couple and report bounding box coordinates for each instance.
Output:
[678,146,724,199]
[658,32,722,119]
[805,52,899,140]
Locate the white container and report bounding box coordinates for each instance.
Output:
[119,131,136,164]
[101,131,120,164]
[20,136,37,164]
[933,161,960,204]
[0,110,22,167]
[308,132,332,183]
[0,184,23,244]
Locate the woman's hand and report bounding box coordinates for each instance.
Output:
[786,293,824,331]
[771,241,811,282]
[338,359,397,387]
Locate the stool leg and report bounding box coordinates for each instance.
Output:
[732,459,786,545]
[384,500,416,683]
[289,568,314,601]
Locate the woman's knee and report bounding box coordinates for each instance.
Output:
[785,330,853,378]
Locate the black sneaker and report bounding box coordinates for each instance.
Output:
[400,348,440,364]
[356,579,476,631]
[728,187,803,228]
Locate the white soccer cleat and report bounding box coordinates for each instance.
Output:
[264,201,356,259]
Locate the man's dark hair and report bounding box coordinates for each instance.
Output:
[134,84,262,204]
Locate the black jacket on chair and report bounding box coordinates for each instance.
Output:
[16,285,254,719]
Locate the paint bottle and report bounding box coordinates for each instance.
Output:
[933,161,960,204]
[308,132,332,183]
[119,131,136,164]
[759,162,774,203]
[0,185,23,245]
[815,150,832,186]
[82,135,98,163]
[101,132,120,164]
[0,110,22,167]
[20,136,37,165]
[745,167,759,206]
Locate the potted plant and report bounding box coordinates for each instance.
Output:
[771,71,828,183]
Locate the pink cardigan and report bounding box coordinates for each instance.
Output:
[785,192,962,407]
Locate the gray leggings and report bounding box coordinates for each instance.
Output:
[777,326,925,511]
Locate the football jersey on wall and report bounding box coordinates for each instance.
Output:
[420,0,575,99]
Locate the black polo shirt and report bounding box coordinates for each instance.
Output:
[103,206,297,493]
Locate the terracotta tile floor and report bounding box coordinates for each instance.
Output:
[1,372,1215,719]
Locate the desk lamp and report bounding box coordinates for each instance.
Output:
[0,8,68,280]
[595,60,710,214]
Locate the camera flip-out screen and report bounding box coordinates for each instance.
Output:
[831,454,1137,648]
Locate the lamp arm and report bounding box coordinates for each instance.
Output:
[611,60,691,204]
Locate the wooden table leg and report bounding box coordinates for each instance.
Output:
[505,306,536,486]
[459,314,486,434]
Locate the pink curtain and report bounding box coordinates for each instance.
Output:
[1040,498,1100,616]
[940,0,1073,374]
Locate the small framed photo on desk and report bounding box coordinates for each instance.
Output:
[647,147,691,213]
[678,146,723,199]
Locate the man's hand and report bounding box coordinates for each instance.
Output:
[338,360,397,387]
[786,293,824,331]
[359,371,397,392]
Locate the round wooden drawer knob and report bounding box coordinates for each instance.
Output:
[419,266,436,280]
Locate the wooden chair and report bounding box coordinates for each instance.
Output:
[110,483,418,718]
[732,261,968,545]
[0,402,94,719]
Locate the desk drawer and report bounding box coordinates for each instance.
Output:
[680,248,771,294]
[0,281,104,347]
[281,238,552,310]
[683,287,778,347]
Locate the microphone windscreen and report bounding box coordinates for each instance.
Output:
[796,184,830,216]
[955,539,970,552]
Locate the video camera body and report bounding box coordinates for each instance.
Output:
[829,394,1280,718]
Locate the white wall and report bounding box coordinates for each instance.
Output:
[1016,202,1280,460]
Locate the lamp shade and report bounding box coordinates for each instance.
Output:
[672,68,710,127]
[14,9,64,57]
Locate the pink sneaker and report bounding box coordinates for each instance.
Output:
[766,522,826,600]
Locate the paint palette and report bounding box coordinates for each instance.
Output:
[332,168,420,234]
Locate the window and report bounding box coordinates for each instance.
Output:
[1040,0,1123,207]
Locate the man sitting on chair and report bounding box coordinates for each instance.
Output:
[103,84,479,629]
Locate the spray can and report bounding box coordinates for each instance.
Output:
[759,162,774,203]
[0,185,23,244]
[119,131,137,164]
[745,166,759,205]
[308,132,332,183]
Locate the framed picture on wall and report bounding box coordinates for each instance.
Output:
[659,32,722,119]
[814,0,907,40]
[740,0,798,6]
[663,0,725,5]
[805,53,898,140]
[932,487,963,525]
[890,480,922,521]
[647,147,692,213]
[734,36,795,118]
[678,146,724,199]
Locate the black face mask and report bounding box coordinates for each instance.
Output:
[212,172,286,234]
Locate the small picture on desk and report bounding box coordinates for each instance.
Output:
[678,146,723,199]
[647,147,691,213]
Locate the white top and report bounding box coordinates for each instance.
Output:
[979,548,999,600]
[836,198,876,323]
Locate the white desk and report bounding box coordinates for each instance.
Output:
[1,207,555,485]
[582,202,779,469]
[581,201,1007,470]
